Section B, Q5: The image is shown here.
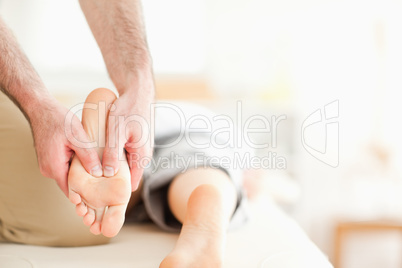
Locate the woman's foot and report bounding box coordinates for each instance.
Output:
[68,155,131,237]
[160,184,227,268]
[67,88,132,237]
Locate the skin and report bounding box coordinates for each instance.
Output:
[1,2,238,266]
[0,0,154,196]
[79,0,154,191]
[70,87,237,266]
[68,88,132,237]
[0,16,100,196]
[161,169,238,268]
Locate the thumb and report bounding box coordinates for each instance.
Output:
[65,113,102,177]
[72,145,103,177]
[102,128,125,177]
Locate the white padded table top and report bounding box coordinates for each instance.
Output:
[0,197,333,268]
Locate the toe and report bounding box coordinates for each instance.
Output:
[101,204,126,237]
[90,207,105,235]
[69,190,82,205]
[83,208,96,226]
[76,202,88,217]
[90,223,101,235]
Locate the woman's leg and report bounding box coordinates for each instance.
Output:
[67,88,132,237]
[0,91,109,246]
[160,168,237,268]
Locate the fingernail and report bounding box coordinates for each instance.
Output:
[91,165,103,177]
[104,166,115,177]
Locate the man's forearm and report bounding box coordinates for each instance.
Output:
[79,0,154,101]
[0,17,53,121]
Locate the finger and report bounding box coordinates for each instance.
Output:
[127,151,145,192]
[68,122,102,177]
[73,146,102,177]
[130,168,144,192]
[126,145,151,191]
[55,175,69,197]
[52,161,70,197]
[102,146,120,177]
[65,113,102,177]
[102,118,124,177]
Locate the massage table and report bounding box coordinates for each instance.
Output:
[0,196,333,268]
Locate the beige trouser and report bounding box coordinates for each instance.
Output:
[0,92,109,247]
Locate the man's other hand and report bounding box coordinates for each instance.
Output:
[30,100,102,196]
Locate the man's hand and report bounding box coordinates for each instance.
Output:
[0,16,102,196]
[30,100,102,196]
[80,0,155,190]
[102,92,153,191]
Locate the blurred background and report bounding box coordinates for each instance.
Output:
[2,0,402,267]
